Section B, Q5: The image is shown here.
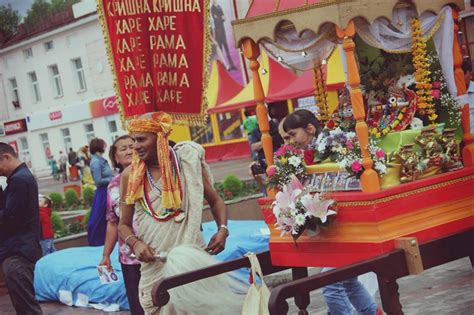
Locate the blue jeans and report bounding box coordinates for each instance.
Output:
[40,238,56,256]
[322,267,377,315]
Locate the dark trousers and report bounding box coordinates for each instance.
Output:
[121,263,144,315]
[2,255,42,314]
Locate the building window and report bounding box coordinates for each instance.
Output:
[217,111,244,141]
[190,125,215,145]
[40,133,51,163]
[18,137,32,168]
[23,48,33,59]
[28,72,41,103]
[107,119,119,143]
[84,123,95,142]
[49,65,63,98]
[44,41,54,51]
[9,78,20,108]
[72,58,86,92]
[61,128,72,152]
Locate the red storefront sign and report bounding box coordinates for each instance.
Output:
[97,0,210,125]
[89,96,119,118]
[4,118,28,135]
[49,111,62,121]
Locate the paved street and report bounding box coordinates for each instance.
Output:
[0,257,472,314]
[36,157,254,195]
[14,157,472,314]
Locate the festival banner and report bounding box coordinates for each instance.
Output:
[97,0,211,125]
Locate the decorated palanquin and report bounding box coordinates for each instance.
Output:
[232,0,474,267]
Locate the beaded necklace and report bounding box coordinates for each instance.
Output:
[145,166,161,193]
[139,148,183,222]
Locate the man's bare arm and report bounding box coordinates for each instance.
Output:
[203,168,228,254]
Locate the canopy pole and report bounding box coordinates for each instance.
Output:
[452,7,474,166]
[242,38,274,197]
[336,21,381,193]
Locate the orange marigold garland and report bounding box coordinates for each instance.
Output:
[411,18,437,124]
[314,65,329,124]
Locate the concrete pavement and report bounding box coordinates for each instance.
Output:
[0,257,471,314]
[36,157,254,195]
[3,158,471,314]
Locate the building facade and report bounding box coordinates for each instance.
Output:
[0,1,124,176]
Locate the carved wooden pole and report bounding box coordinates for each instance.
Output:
[241,38,274,197]
[336,21,381,192]
[452,8,474,166]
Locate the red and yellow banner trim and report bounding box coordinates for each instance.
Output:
[97,0,211,126]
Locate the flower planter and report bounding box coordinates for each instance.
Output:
[202,194,264,222]
[54,232,88,250]
[260,167,474,268]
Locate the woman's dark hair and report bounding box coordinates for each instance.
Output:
[462,59,472,73]
[109,135,134,172]
[89,138,107,155]
[283,109,322,134]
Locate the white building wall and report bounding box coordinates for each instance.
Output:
[0,4,126,177]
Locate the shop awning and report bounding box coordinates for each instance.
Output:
[208,51,298,113]
[266,45,346,102]
[206,60,243,109]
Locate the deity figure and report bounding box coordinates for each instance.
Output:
[368,77,418,137]
[328,88,355,131]
[437,128,463,171]
[395,144,420,183]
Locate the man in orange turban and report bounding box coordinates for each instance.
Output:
[117,112,229,314]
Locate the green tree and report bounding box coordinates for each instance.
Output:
[0,4,21,38]
[50,0,80,13]
[24,0,51,27]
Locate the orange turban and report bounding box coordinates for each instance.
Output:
[125,112,181,211]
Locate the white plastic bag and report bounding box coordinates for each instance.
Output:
[242,253,271,315]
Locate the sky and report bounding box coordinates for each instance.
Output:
[0,0,35,17]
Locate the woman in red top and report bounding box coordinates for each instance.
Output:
[38,194,56,256]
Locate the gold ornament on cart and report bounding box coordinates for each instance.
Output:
[395,144,420,183]
[438,128,463,171]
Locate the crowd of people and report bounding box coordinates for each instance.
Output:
[0,108,384,315]
[48,145,94,184]
[0,111,231,315]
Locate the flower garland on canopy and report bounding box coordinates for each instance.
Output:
[314,65,329,123]
[411,18,437,124]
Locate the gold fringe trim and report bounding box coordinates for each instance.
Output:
[96,0,211,128]
[96,0,127,129]
[337,174,474,207]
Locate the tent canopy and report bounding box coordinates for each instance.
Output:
[232,0,464,47]
[206,60,243,109]
[208,51,298,113]
[266,45,346,102]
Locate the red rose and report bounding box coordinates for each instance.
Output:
[304,149,316,165]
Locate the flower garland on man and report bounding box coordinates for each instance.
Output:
[118,112,230,314]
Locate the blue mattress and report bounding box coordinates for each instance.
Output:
[34,220,269,310]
